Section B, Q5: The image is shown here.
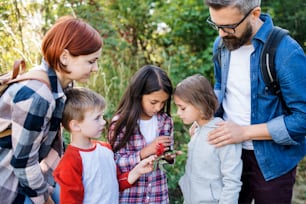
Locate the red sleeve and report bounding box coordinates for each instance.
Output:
[117,167,133,191]
[53,145,84,204]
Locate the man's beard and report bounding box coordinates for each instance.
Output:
[222,23,253,51]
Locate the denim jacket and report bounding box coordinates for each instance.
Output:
[213,14,306,181]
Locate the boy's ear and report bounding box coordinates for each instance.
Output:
[59,49,70,66]
[69,119,81,132]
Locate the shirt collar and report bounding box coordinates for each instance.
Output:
[253,13,274,44]
[33,59,66,100]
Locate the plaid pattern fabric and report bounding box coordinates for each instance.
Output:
[0,61,65,203]
[109,112,173,204]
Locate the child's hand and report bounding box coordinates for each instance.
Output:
[136,155,156,174]
[128,155,156,184]
[140,136,171,159]
[164,150,183,160]
[152,136,172,152]
[163,150,183,164]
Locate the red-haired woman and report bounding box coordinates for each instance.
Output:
[0,16,102,204]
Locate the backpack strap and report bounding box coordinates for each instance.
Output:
[0,60,26,85]
[12,60,27,79]
[0,129,11,138]
[260,26,289,95]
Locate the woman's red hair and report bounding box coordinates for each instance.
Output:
[41,16,103,72]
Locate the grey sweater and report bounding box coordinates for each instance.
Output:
[179,117,242,204]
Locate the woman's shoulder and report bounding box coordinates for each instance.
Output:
[2,81,54,115]
[9,79,53,101]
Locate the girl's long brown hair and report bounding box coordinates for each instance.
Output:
[108,65,173,152]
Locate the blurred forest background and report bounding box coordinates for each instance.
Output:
[0,0,305,203]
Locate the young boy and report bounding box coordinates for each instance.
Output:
[53,87,155,204]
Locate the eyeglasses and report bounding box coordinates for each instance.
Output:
[206,8,254,34]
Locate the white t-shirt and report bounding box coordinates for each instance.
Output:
[223,44,254,150]
[139,114,158,144]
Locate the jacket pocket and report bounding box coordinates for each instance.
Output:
[179,174,221,203]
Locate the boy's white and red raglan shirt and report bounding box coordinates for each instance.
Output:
[53,140,132,204]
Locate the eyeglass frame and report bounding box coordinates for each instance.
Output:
[206,8,254,34]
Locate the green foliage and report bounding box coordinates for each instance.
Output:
[261,0,306,52]
[0,0,42,71]
[149,0,217,85]
[165,116,190,203]
[293,157,306,203]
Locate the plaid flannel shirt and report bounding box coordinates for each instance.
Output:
[108,112,174,204]
[0,61,65,203]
